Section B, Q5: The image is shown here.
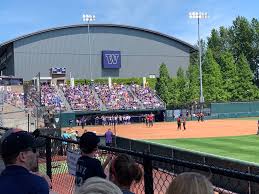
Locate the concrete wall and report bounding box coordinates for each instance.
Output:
[12,25,192,80]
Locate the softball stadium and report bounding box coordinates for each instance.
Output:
[1,23,259,194]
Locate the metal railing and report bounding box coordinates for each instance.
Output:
[37,134,259,194]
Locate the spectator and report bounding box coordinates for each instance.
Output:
[165,172,214,194]
[109,154,143,194]
[0,131,49,194]
[62,131,71,152]
[75,131,80,141]
[75,177,122,194]
[76,119,80,126]
[75,132,112,188]
[81,117,85,129]
[62,131,71,140]
[105,128,113,146]
[0,128,22,173]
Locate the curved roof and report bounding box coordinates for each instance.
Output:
[0,24,198,52]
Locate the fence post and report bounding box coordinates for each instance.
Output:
[45,137,52,180]
[248,166,251,194]
[143,155,154,194]
[27,113,30,132]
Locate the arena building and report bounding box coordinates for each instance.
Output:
[0,24,197,81]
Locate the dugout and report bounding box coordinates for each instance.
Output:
[56,109,165,128]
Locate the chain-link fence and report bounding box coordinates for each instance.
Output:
[35,134,259,194]
[1,125,259,194]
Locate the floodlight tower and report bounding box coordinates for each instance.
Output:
[82,14,96,81]
[189,12,209,108]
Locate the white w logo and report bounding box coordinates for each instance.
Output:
[105,54,120,65]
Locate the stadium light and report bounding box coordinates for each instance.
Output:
[82,14,96,81]
[188,11,209,108]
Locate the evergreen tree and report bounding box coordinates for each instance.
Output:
[229,16,255,70]
[251,18,259,84]
[207,29,222,63]
[186,53,200,104]
[176,67,188,106]
[202,49,226,102]
[219,52,238,101]
[156,63,171,104]
[234,54,257,100]
[168,77,178,107]
[219,26,231,52]
[251,18,259,61]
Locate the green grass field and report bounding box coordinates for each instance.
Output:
[148,135,259,164]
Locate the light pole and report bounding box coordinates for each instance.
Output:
[189,12,208,109]
[82,14,96,81]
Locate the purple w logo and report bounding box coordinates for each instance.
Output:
[105,54,120,65]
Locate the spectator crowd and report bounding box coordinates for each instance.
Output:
[62,85,100,111]
[131,84,165,109]
[94,83,141,110]
[5,91,24,109]
[3,83,165,114]
[41,84,66,112]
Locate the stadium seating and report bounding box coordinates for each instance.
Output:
[5,91,24,109]
[130,84,165,109]
[41,85,66,112]
[4,83,165,112]
[94,83,141,110]
[62,85,100,111]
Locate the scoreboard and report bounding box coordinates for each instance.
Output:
[50,67,66,74]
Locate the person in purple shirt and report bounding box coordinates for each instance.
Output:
[105,128,113,146]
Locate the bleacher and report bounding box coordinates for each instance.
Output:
[41,84,66,112]
[5,91,24,109]
[94,83,141,110]
[62,85,100,111]
[130,84,165,109]
[5,83,165,113]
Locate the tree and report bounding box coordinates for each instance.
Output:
[219,26,231,52]
[207,17,259,85]
[229,16,255,70]
[251,18,259,60]
[207,27,231,66]
[156,63,171,104]
[219,51,238,100]
[186,52,200,104]
[202,49,226,102]
[233,54,258,100]
[168,77,178,107]
[251,18,259,84]
[176,67,188,106]
[207,29,222,63]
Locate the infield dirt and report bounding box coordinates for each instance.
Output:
[63,119,257,140]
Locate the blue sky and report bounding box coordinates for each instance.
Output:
[0,0,258,44]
